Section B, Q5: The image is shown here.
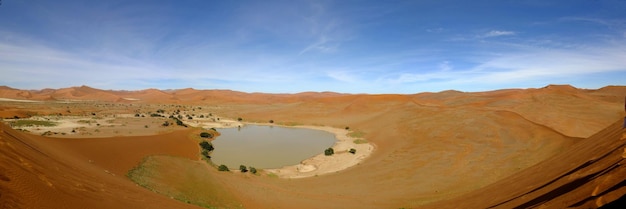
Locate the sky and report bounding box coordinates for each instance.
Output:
[0,0,625,94]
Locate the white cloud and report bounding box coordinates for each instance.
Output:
[299,35,338,55]
[381,41,626,89]
[326,71,358,83]
[482,30,516,38]
[438,61,452,71]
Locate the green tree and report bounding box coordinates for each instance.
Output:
[218,165,229,171]
[239,165,248,173]
[201,150,211,158]
[249,166,257,174]
[199,141,214,151]
[200,132,212,138]
[324,148,334,156]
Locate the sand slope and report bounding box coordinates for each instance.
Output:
[0,123,202,209]
[423,119,626,208]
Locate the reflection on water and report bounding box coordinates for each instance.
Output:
[211,125,336,169]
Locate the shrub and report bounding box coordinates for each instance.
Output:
[162,121,170,126]
[239,165,248,173]
[324,148,334,156]
[269,120,274,123]
[199,141,214,151]
[201,150,211,159]
[200,132,212,138]
[174,118,186,127]
[345,126,350,130]
[237,117,243,121]
[249,166,257,174]
[349,148,356,154]
[218,165,229,171]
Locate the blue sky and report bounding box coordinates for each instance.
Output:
[1,0,625,93]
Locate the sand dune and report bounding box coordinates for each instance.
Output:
[1,84,625,208]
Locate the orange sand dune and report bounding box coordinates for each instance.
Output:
[422,119,626,208]
[0,123,202,209]
[1,85,625,208]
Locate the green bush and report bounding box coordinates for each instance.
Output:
[201,150,211,159]
[239,165,248,173]
[324,148,334,156]
[199,141,214,151]
[218,165,229,171]
[199,132,212,138]
[249,167,257,174]
[349,148,356,154]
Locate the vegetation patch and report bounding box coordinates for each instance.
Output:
[77,119,97,125]
[127,155,242,208]
[11,120,58,127]
[353,139,369,144]
[347,130,366,138]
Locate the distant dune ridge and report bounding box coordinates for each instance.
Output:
[0,84,625,208]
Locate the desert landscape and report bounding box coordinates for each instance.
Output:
[0,84,625,208]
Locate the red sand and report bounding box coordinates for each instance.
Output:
[1,85,625,208]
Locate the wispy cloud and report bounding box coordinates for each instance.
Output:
[380,40,626,90]
[326,70,358,83]
[481,30,516,38]
[438,61,452,71]
[299,35,339,55]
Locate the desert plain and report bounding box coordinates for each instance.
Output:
[1,84,625,208]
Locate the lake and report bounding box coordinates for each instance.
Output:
[211,125,336,169]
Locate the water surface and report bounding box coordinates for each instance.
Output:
[211,125,336,169]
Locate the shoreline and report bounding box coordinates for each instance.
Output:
[185,120,376,178]
[254,124,375,179]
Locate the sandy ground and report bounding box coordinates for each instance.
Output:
[1,85,625,209]
[3,114,180,137]
[0,98,42,103]
[263,125,374,178]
